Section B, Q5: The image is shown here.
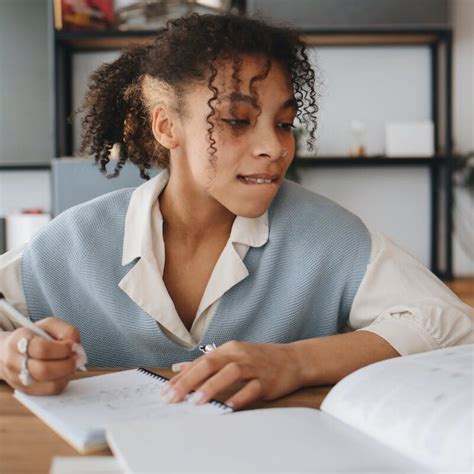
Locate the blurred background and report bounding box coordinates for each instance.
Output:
[0,0,472,288]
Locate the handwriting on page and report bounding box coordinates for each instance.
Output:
[35,371,223,421]
[41,380,163,410]
[14,370,226,453]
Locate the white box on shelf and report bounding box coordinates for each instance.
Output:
[6,212,50,252]
[385,121,435,157]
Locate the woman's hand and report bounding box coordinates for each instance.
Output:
[0,317,81,395]
[162,332,400,411]
[162,341,305,410]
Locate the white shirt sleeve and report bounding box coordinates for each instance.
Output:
[0,245,29,331]
[347,230,474,355]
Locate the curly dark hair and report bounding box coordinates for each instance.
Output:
[79,13,318,179]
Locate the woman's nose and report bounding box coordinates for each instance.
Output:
[251,126,283,161]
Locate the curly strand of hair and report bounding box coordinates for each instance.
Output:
[231,55,242,93]
[93,133,109,174]
[122,82,157,178]
[289,45,317,152]
[297,45,318,151]
[101,143,114,176]
[78,45,153,178]
[108,145,126,179]
[290,55,305,118]
[205,58,220,168]
[248,57,272,121]
[229,55,243,118]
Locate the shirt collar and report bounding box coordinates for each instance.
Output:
[121,168,269,266]
[230,213,268,248]
[121,168,169,265]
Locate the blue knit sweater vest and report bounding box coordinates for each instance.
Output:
[21,180,371,367]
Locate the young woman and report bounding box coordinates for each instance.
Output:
[0,14,472,409]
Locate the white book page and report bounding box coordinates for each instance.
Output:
[107,407,426,473]
[321,345,474,472]
[50,456,122,474]
[15,369,230,453]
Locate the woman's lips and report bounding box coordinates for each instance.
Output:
[237,174,280,184]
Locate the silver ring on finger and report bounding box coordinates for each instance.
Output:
[19,355,32,386]
[17,336,31,356]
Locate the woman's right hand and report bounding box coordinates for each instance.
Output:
[0,317,81,395]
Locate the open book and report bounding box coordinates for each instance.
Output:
[14,368,231,453]
[106,345,473,473]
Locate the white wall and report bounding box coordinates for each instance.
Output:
[307,46,431,156]
[0,0,52,164]
[0,0,52,240]
[0,171,50,215]
[295,46,432,266]
[452,0,474,275]
[453,0,474,153]
[299,168,430,265]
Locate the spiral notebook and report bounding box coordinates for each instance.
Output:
[14,368,232,454]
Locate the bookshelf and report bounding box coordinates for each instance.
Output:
[51,22,454,278]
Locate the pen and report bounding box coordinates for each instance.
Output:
[198,343,217,354]
[172,343,218,372]
[0,296,87,371]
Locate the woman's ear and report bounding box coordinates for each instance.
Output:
[151,104,179,150]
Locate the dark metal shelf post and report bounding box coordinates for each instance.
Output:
[445,30,454,280]
[430,39,440,275]
[53,40,73,157]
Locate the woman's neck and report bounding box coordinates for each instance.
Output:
[159,168,235,244]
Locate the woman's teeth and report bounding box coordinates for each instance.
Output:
[240,176,274,184]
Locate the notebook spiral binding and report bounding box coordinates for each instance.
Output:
[137,367,170,384]
[137,368,231,411]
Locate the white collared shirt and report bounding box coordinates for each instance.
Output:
[117,169,268,347]
[1,170,473,354]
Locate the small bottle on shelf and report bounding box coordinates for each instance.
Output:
[349,120,367,157]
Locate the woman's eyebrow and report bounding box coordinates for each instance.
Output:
[221,92,258,108]
[221,92,297,111]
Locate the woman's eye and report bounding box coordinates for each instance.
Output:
[278,123,295,131]
[222,119,249,127]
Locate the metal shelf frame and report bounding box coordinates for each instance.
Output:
[51,24,454,278]
[0,163,51,171]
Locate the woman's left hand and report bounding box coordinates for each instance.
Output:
[162,341,305,410]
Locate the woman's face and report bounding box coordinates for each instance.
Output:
[175,55,297,218]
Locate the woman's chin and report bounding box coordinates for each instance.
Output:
[230,203,271,219]
[216,181,280,218]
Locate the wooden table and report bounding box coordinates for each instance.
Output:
[0,369,332,474]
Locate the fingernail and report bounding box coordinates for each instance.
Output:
[188,391,204,405]
[171,363,183,373]
[72,343,88,370]
[162,388,176,404]
[226,401,235,410]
